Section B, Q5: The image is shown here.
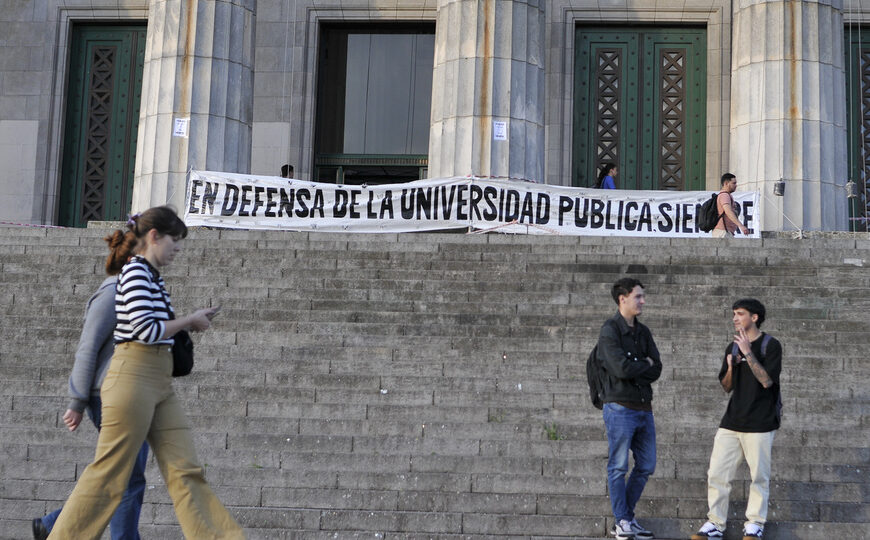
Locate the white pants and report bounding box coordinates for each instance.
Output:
[711,228,733,238]
[706,428,776,530]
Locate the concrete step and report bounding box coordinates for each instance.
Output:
[2,226,868,538]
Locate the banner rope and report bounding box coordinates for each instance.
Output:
[757,189,803,237]
[467,219,562,236]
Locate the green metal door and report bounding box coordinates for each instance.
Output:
[573,27,706,190]
[59,24,146,227]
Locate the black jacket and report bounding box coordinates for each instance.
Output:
[597,312,662,404]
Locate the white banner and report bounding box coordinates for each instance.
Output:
[184,171,761,238]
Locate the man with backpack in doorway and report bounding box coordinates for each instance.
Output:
[595,278,663,539]
[691,299,782,540]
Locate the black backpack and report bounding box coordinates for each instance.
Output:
[697,193,723,232]
[586,344,607,409]
[586,320,617,410]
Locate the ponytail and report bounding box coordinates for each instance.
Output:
[104,229,138,275]
[103,206,187,275]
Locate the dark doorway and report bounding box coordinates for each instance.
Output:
[59,23,146,227]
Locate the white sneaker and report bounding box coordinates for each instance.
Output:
[691,521,724,539]
[743,523,764,538]
[610,519,636,539]
[630,518,654,539]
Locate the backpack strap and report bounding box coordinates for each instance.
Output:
[715,191,729,225]
[731,332,771,359]
[760,333,771,357]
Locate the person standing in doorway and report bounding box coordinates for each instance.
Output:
[596,163,618,189]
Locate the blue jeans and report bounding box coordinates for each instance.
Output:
[603,402,656,522]
[40,396,148,540]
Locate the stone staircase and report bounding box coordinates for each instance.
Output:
[0,225,868,539]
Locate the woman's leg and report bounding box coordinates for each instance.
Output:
[108,441,149,540]
[48,348,158,540]
[38,508,61,533]
[149,391,244,539]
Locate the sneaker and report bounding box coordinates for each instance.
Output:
[630,518,654,539]
[610,519,636,539]
[691,521,724,539]
[743,523,764,538]
[32,519,49,540]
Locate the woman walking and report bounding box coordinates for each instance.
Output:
[49,206,243,539]
[33,242,149,540]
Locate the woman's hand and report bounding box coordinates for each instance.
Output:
[63,409,83,431]
[188,307,220,332]
[163,306,220,338]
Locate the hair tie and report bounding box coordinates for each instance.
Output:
[126,213,140,229]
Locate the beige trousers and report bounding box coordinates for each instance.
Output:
[711,228,733,238]
[49,342,244,540]
[706,427,776,530]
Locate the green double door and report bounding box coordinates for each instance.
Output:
[59,24,146,227]
[573,27,706,191]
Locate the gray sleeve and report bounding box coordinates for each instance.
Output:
[67,282,116,412]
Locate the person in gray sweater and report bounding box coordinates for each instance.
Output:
[33,240,149,540]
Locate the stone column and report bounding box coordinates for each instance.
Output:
[428,0,545,182]
[132,0,255,212]
[730,0,848,231]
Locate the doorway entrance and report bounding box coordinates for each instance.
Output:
[573,27,707,191]
[58,23,146,227]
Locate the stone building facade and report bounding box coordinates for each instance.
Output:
[1,0,866,231]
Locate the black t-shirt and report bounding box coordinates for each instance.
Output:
[718,333,782,432]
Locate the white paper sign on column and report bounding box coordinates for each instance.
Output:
[173,117,190,138]
[493,121,507,141]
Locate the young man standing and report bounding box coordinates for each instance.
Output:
[598,278,663,539]
[692,299,782,540]
[713,173,749,238]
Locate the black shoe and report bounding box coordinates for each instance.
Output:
[32,518,49,540]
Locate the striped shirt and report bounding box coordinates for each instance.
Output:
[114,255,175,345]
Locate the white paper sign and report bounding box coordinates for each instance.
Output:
[493,121,507,141]
[173,117,190,138]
